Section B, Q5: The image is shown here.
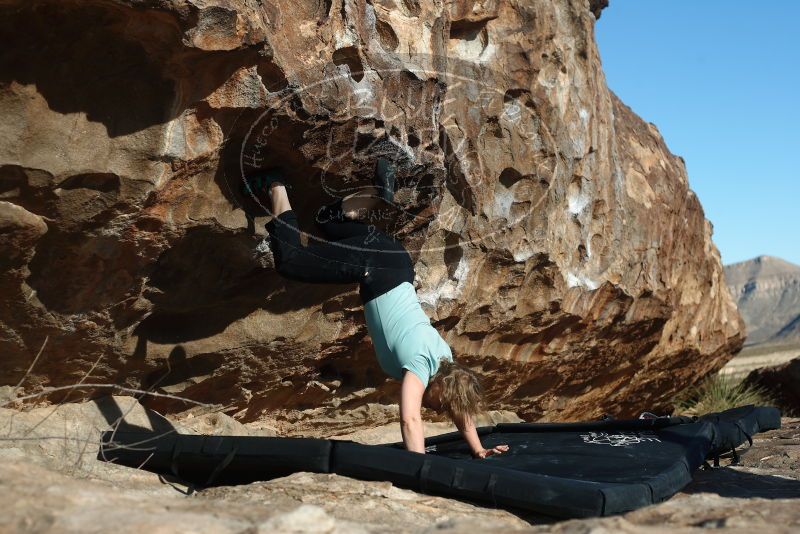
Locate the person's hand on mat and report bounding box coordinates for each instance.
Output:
[473,444,510,459]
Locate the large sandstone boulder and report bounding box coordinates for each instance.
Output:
[0,0,742,428]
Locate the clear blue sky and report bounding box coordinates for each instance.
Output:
[595,1,799,266]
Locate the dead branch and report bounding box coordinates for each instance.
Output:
[2,384,214,408]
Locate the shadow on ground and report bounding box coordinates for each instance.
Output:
[685,467,800,499]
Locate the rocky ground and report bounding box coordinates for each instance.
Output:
[1,397,798,533]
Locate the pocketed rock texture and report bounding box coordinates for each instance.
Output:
[1,398,799,533]
[0,0,742,428]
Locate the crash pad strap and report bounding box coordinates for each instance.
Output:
[452,466,464,488]
[734,421,754,446]
[485,473,499,507]
[170,439,182,480]
[205,445,239,486]
[419,458,432,493]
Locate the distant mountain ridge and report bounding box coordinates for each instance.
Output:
[726,256,800,346]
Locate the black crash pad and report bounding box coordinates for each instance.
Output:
[98,405,780,518]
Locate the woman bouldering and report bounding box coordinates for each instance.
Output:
[244,160,509,458]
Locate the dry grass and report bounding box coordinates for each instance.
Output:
[673,374,775,416]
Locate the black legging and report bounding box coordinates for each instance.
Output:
[265,198,415,303]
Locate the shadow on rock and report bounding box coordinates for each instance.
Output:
[92,395,176,434]
[0,2,273,138]
[135,225,354,344]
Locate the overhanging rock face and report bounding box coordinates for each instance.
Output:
[0,0,743,428]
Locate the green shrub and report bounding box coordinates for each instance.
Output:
[672,374,775,416]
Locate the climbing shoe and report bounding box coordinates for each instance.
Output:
[241,168,290,196]
[374,157,396,202]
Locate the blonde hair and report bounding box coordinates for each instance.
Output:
[434,359,484,420]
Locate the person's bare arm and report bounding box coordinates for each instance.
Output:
[451,412,510,459]
[400,371,426,453]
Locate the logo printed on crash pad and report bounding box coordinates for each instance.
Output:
[579,431,662,447]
